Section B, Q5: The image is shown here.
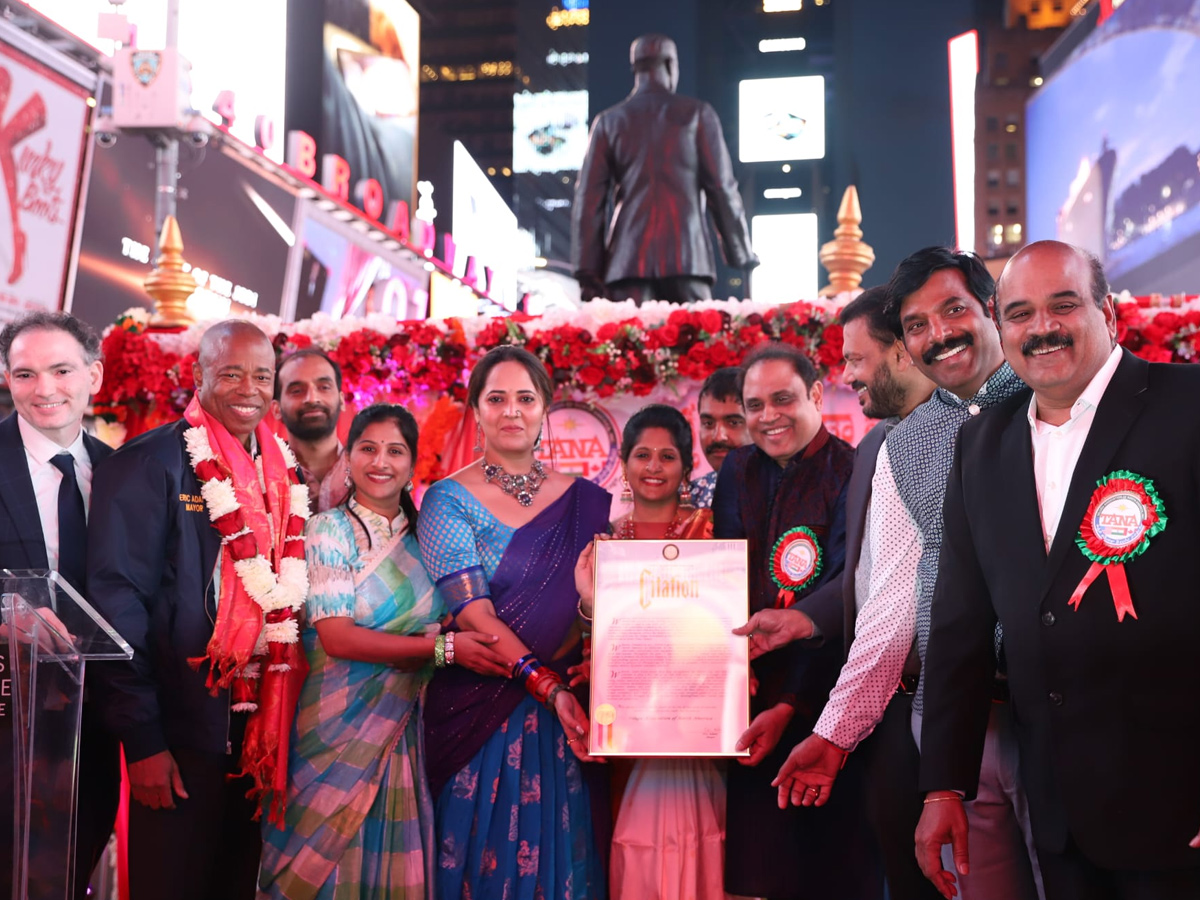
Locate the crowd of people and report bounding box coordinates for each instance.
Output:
[1,238,1196,900]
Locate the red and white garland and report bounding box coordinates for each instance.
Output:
[183,425,311,711]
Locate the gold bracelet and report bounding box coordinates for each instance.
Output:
[923,795,963,804]
[576,598,593,622]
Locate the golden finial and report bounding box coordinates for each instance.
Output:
[819,185,875,296]
[144,215,197,328]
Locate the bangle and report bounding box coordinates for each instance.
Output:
[544,683,567,710]
[923,795,963,805]
[511,652,536,680]
[525,667,564,705]
[576,598,593,623]
[433,634,447,668]
[445,632,456,666]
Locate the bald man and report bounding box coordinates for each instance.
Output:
[89,321,283,900]
[916,242,1200,899]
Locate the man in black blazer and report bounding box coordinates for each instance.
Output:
[735,286,936,898]
[917,240,1200,898]
[88,321,279,900]
[0,311,117,900]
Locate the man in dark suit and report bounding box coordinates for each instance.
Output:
[88,320,290,900]
[571,33,757,304]
[916,240,1200,899]
[734,286,936,898]
[0,311,117,899]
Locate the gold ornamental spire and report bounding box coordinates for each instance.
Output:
[144,215,197,328]
[819,185,875,296]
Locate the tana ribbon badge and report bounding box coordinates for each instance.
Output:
[769,526,823,608]
[1070,470,1167,622]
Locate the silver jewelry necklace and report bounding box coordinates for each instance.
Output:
[481,457,547,507]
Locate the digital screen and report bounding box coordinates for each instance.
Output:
[512,89,589,175]
[288,201,429,322]
[321,0,421,213]
[452,141,520,309]
[751,213,819,302]
[1027,0,1200,292]
[738,75,826,163]
[71,135,298,330]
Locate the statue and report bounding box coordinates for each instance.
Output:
[571,34,758,305]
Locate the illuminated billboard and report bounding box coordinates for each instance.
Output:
[750,213,818,302]
[513,89,589,175]
[453,141,520,309]
[738,75,825,163]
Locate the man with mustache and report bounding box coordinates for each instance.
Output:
[737,285,937,898]
[274,349,348,512]
[772,249,1043,900]
[916,241,1200,899]
[688,366,752,508]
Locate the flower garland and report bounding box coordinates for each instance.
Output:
[182,424,310,709]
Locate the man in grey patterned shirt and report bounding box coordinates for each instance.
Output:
[689,366,751,508]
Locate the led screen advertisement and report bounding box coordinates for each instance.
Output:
[513,89,589,175]
[1026,0,1200,292]
[738,75,826,164]
[321,0,420,214]
[70,136,298,330]
[286,201,429,322]
[452,141,520,309]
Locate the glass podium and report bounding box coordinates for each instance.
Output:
[1,571,132,900]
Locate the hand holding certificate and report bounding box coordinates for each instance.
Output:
[588,538,751,757]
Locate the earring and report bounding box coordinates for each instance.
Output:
[404,479,413,492]
[678,480,693,506]
[620,476,633,504]
[344,471,353,490]
[533,428,543,453]
[472,424,483,454]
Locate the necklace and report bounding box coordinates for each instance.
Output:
[616,508,691,540]
[481,457,548,507]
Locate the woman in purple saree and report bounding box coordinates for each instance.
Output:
[417,347,611,900]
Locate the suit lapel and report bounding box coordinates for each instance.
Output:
[1042,351,1148,595]
[0,413,49,569]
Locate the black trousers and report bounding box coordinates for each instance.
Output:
[606,276,712,305]
[127,743,260,900]
[1037,838,1200,900]
[74,704,120,900]
[857,692,944,900]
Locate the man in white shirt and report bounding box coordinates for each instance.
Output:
[0,311,116,900]
[917,241,1200,899]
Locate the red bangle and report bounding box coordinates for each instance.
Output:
[525,667,564,706]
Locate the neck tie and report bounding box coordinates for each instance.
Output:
[50,452,87,595]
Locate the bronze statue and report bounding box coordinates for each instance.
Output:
[571,34,758,304]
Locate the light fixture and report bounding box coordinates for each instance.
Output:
[763,187,803,199]
[759,37,807,53]
[781,163,792,173]
[763,0,802,10]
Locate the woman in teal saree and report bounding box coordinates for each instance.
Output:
[260,404,509,900]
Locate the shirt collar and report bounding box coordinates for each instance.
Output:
[1026,344,1123,429]
[17,415,88,466]
[935,361,1023,411]
[348,495,407,535]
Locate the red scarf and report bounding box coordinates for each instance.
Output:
[183,395,308,820]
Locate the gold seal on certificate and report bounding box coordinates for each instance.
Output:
[588,539,751,757]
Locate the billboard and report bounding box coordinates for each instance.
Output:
[71,136,298,329]
[750,213,818,302]
[286,201,429,322]
[1027,0,1200,292]
[452,141,520,309]
[320,0,420,213]
[512,89,589,175]
[0,36,92,322]
[738,75,826,163]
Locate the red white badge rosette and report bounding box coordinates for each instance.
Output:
[770,526,823,607]
[1071,470,1167,622]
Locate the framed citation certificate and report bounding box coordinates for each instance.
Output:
[588,539,751,757]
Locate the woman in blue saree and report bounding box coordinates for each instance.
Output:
[417,347,611,900]
[260,404,510,900]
